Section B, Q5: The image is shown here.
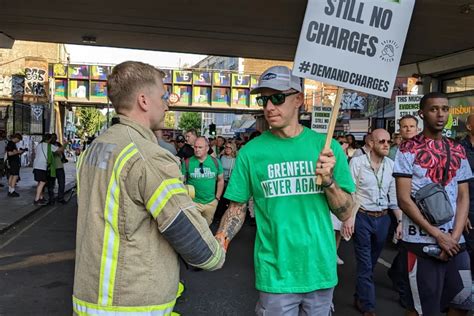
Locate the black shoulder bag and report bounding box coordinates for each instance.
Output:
[413,139,454,226]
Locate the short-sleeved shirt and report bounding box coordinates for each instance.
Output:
[33,143,59,171]
[220,155,235,182]
[6,141,20,165]
[182,155,223,204]
[393,134,472,244]
[224,127,355,293]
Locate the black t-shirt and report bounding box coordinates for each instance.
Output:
[6,141,20,164]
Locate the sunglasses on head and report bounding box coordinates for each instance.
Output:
[256,91,299,107]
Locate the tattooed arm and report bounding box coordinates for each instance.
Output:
[324,183,354,221]
[316,148,354,222]
[215,201,247,251]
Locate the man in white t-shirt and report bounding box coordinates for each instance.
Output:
[33,134,62,205]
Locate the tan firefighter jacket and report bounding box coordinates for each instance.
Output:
[73,115,225,315]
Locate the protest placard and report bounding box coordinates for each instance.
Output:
[293,0,415,98]
[395,95,423,133]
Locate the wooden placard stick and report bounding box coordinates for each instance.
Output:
[316,86,344,185]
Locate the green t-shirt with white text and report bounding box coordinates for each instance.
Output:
[182,155,223,204]
[224,127,355,293]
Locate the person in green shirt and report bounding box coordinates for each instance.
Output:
[182,136,224,225]
[215,66,355,315]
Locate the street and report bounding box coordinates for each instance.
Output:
[0,198,416,315]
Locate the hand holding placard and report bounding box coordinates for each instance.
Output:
[316,87,343,185]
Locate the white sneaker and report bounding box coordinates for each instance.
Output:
[337,256,344,265]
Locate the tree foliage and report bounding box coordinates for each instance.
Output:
[178,112,201,132]
[75,107,105,138]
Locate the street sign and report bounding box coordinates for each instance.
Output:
[293,0,415,98]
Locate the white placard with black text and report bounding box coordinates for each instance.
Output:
[293,0,415,98]
[395,95,423,133]
[311,106,333,133]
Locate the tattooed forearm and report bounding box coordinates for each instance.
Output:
[215,202,247,250]
[324,182,354,221]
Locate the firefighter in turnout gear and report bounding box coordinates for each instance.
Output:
[73,61,225,315]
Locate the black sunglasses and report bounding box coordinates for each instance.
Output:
[256,91,299,107]
[199,162,204,174]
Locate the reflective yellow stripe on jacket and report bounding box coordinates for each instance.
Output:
[98,143,138,306]
[146,178,187,218]
[75,150,87,195]
[73,296,175,316]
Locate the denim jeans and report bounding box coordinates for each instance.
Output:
[353,211,391,312]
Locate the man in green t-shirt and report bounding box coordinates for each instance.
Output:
[215,66,355,315]
[182,136,224,225]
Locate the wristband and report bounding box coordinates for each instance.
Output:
[321,178,334,188]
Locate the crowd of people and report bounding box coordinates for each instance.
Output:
[152,127,261,228]
[0,131,70,205]
[4,61,461,316]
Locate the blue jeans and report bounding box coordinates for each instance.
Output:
[353,211,391,312]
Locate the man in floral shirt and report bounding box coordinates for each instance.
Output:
[393,92,472,315]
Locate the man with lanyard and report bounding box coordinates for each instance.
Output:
[182,136,224,226]
[215,65,355,315]
[394,92,472,315]
[461,113,474,277]
[343,129,402,316]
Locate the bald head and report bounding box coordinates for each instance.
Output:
[370,129,391,158]
[372,129,390,141]
[194,136,209,159]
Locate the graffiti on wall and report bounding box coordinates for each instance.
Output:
[341,90,367,111]
[12,76,25,99]
[24,67,47,96]
[0,75,12,97]
[31,104,44,121]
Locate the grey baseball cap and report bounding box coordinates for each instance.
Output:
[250,66,303,94]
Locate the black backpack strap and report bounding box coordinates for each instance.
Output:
[442,138,451,186]
[184,158,190,183]
[211,156,219,171]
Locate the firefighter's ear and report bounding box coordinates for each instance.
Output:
[137,91,150,112]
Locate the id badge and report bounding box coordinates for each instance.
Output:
[377,196,384,207]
